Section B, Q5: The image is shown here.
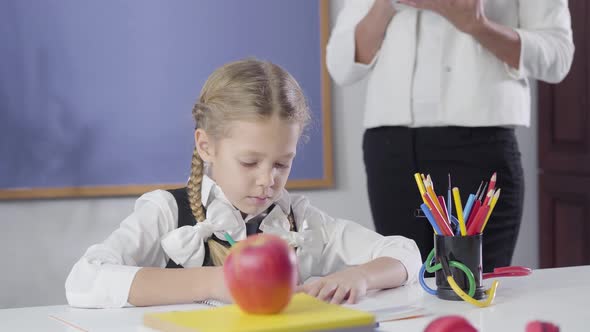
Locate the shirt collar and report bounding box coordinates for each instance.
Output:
[200,173,218,208]
[199,173,291,220]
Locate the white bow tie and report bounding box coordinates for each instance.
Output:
[260,205,325,258]
[161,197,325,269]
[160,198,245,267]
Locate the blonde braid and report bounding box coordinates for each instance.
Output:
[187,147,229,266]
[187,147,206,222]
[187,110,231,266]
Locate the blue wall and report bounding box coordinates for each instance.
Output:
[0,0,326,190]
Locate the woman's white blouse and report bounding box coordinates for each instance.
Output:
[65,176,421,308]
[326,0,574,128]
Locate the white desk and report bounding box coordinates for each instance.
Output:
[1,266,588,332]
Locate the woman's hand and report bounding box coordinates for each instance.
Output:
[297,267,369,304]
[354,0,396,64]
[397,0,487,35]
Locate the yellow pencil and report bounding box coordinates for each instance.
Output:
[480,189,501,233]
[452,187,467,236]
[414,173,431,208]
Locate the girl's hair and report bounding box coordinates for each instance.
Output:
[187,58,310,266]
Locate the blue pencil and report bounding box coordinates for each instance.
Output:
[451,215,460,235]
[463,194,476,222]
[420,203,443,235]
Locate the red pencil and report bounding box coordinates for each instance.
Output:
[488,172,497,192]
[467,205,490,235]
[466,200,481,228]
[423,193,454,236]
[483,173,497,206]
[438,195,450,224]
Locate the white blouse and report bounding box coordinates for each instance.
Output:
[65,175,421,308]
[326,0,574,128]
[411,11,445,127]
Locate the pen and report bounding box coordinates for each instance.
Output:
[223,232,236,246]
[447,174,452,225]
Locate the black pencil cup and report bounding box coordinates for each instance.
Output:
[434,234,486,301]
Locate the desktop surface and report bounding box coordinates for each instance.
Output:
[0,266,588,332]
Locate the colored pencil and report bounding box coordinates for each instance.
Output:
[452,187,467,236]
[480,189,501,233]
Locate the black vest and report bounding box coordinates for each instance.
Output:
[165,187,295,268]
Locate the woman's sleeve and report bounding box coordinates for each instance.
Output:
[64,190,177,308]
[297,200,422,285]
[326,0,379,86]
[506,0,574,83]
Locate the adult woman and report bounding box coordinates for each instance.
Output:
[326,0,574,270]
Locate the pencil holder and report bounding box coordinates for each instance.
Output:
[434,234,486,301]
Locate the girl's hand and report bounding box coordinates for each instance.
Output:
[297,267,368,304]
[209,267,233,303]
[397,0,487,34]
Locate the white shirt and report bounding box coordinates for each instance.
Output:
[65,175,421,308]
[411,11,444,127]
[326,0,574,128]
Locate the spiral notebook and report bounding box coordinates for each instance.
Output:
[195,299,227,307]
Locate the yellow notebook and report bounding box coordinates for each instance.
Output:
[143,293,376,332]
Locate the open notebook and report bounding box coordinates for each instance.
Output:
[196,298,427,322]
[49,293,427,331]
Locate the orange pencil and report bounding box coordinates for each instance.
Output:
[425,177,447,223]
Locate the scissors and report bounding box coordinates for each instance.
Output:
[483,266,532,279]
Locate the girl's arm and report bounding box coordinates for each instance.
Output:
[355,256,408,291]
[292,197,421,304]
[299,256,408,304]
[65,190,228,308]
[128,266,231,307]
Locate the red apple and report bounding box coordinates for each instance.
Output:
[223,233,298,314]
[424,315,477,332]
[526,321,560,332]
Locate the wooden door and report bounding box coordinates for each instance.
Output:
[538,0,590,267]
